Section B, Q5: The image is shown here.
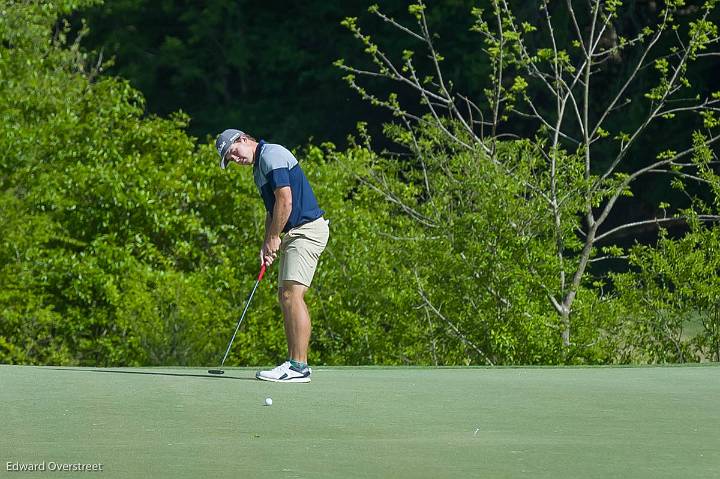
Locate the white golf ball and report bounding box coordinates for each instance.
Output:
[264,397,273,406]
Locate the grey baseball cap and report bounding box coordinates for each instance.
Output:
[216,129,244,169]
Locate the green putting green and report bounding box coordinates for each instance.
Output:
[1,365,718,478]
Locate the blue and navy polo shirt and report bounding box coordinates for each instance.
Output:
[253,140,324,233]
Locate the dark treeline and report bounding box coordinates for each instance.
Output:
[73,0,405,147]
[76,1,511,148]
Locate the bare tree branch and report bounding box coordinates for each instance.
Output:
[416,271,494,366]
[357,172,439,229]
[370,7,425,42]
[593,6,713,194]
[595,215,720,243]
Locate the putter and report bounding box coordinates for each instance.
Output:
[208,263,267,375]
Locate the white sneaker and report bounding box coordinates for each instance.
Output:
[256,361,312,383]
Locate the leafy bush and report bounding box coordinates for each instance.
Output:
[611,224,720,363]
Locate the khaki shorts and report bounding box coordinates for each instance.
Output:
[279,217,330,287]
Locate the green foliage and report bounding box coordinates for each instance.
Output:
[0,1,278,366]
[611,225,720,363]
[336,0,720,365]
[4,1,720,368]
[1,1,466,366]
[338,120,616,365]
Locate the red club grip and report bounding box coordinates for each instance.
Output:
[258,263,267,281]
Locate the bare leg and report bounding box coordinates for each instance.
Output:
[278,280,311,363]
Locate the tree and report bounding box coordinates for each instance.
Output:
[0,0,433,366]
[611,139,720,363]
[0,0,278,366]
[337,0,720,355]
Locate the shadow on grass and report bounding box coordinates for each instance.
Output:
[49,368,256,381]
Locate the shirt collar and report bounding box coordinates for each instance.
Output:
[253,140,265,168]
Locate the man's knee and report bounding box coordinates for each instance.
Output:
[278,281,307,306]
[278,287,293,306]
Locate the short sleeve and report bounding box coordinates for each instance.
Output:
[267,168,290,190]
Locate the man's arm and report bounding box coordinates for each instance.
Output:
[261,212,272,265]
[268,186,292,237]
[262,186,292,266]
[264,212,272,241]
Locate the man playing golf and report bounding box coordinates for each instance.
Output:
[216,129,329,383]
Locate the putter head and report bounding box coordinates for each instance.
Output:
[207,369,225,375]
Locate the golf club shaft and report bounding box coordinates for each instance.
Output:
[218,264,267,367]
